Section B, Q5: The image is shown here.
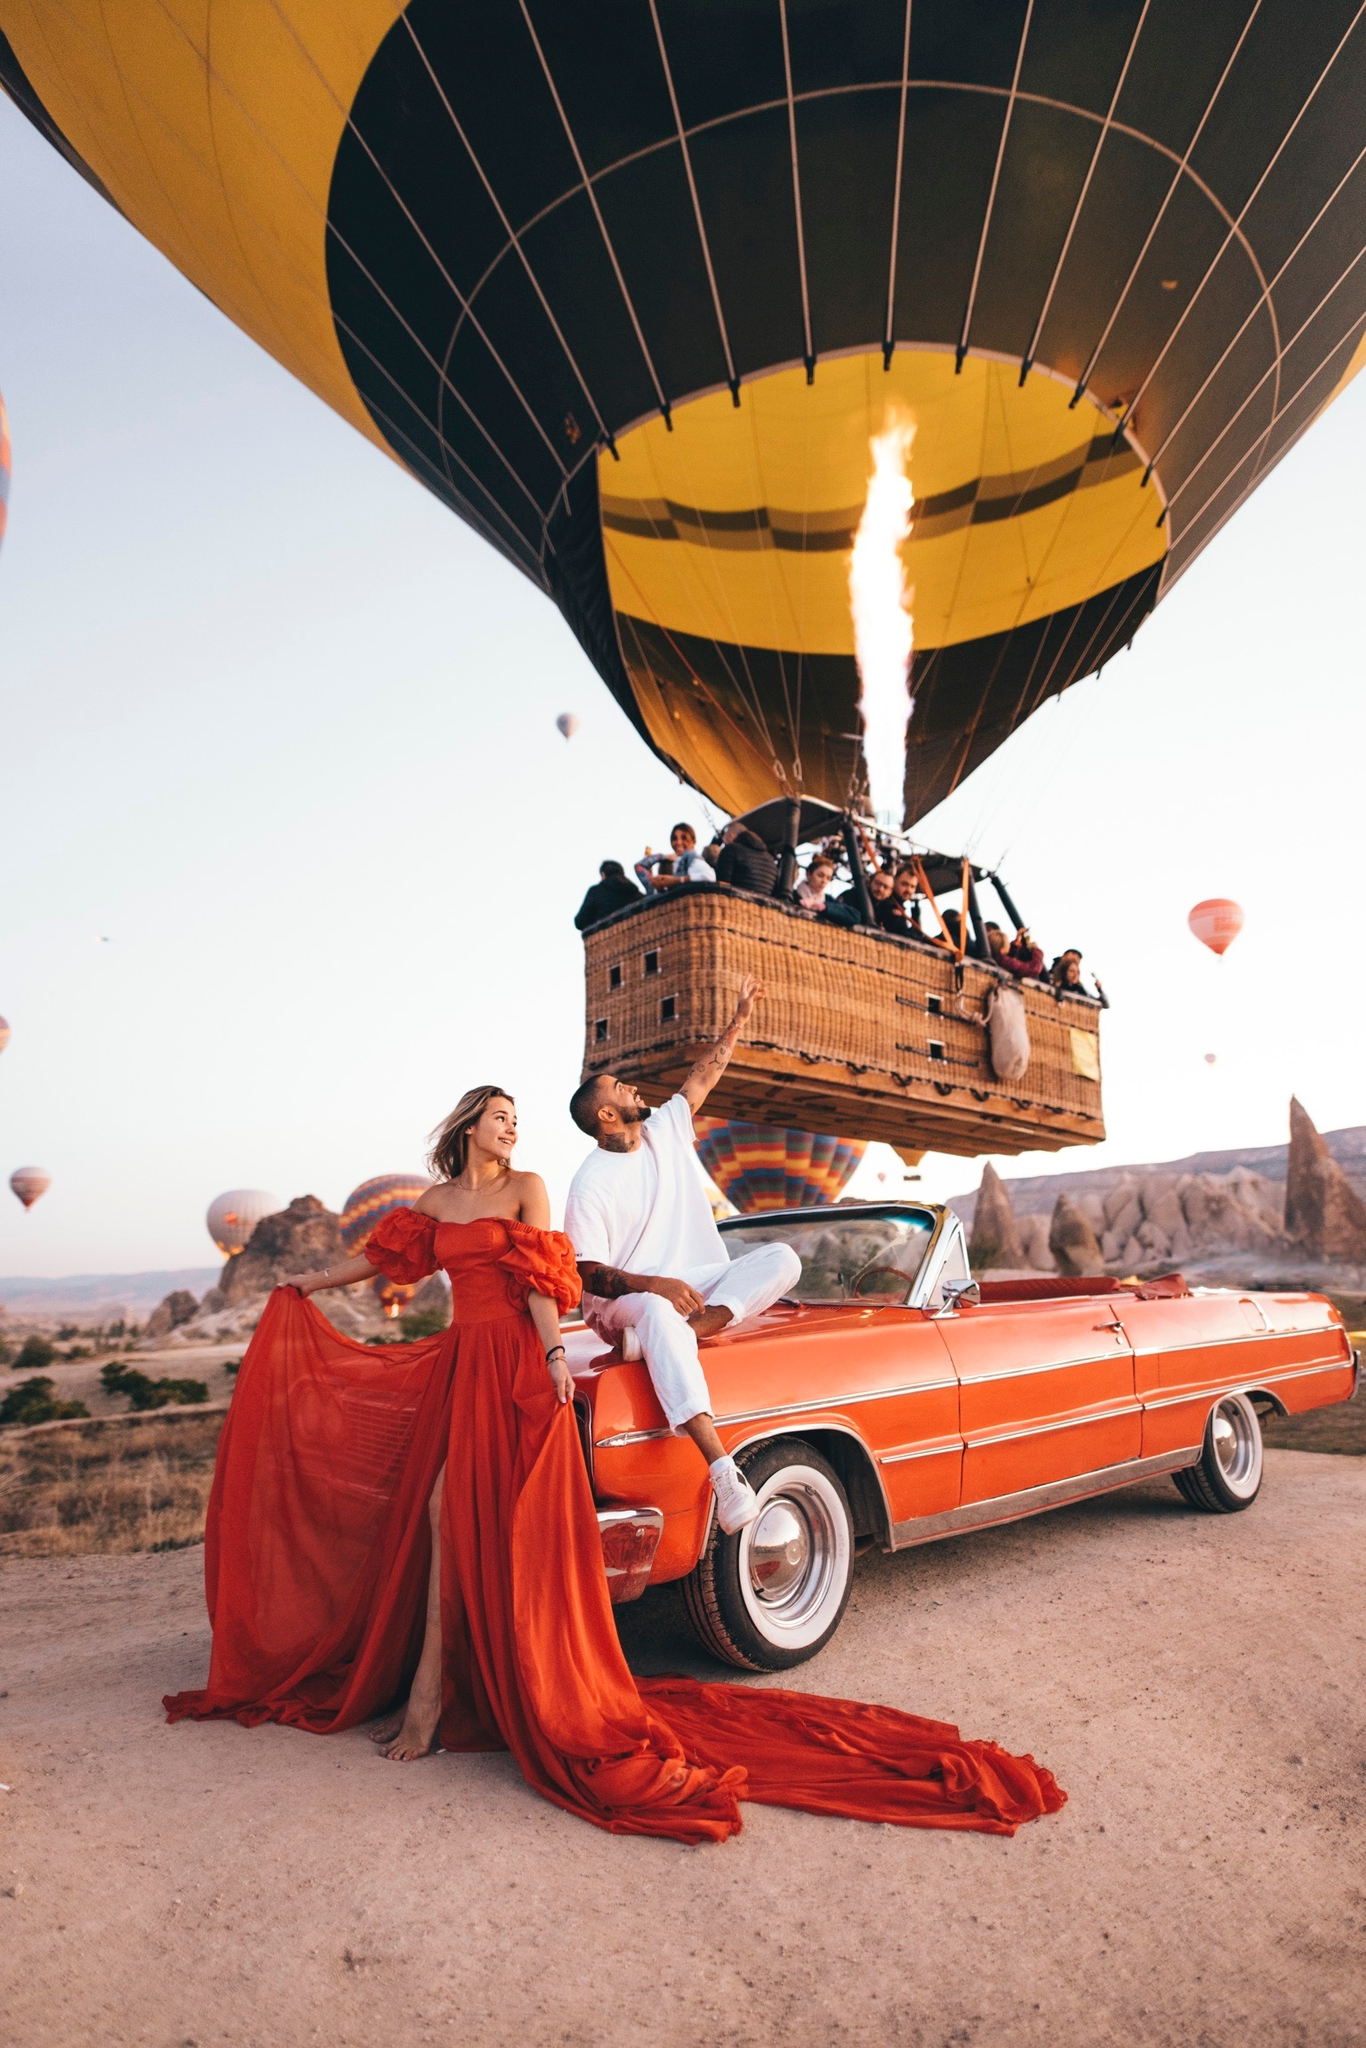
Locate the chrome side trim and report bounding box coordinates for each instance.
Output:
[959,1346,1129,1383]
[593,1376,958,1448]
[1128,1325,1340,1360]
[1139,1357,1350,1411]
[878,1441,963,1466]
[963,1402,1140,1449]
[890,1449,1199,1549]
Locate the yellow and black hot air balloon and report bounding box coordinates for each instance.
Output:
[2,3,1363,820]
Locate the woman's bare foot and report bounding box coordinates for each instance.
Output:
[368,1718,403,1746]
[376,1679,440,1761]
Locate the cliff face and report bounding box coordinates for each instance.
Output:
[216,1197,346,1306]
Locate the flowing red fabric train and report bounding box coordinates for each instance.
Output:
[165,1215,1064,1842]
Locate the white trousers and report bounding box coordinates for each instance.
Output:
[586,1241,802,1431]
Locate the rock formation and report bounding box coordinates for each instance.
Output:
[1016,1213,1056,1272]
[143,1289,199,1341]
[217,1196,346,1305]
[1049,1194,1106,1277]
[968,1163,1026,1271]
[1284,1097,1366,1262]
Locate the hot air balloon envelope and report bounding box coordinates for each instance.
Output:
[1188,899,1244,956]
[556,713,579,740]
[342,1173,436,1317]
[206,1190,280,1259]
[0,1015,10,1056]
[3,7,1363,824]
[694,1119,866,1216]
[0,389,9,556]
[10,1166,50,1210]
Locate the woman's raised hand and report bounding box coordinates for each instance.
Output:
[283,1269,327,1294]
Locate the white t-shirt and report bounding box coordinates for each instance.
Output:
[674,851,715,884]
[565,1094,728,1283]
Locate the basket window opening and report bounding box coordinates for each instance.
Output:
[594,1019,608,1043]
[644,951,659,976]
[927,994,942,1015]
[609,964,622,990]
[928,1040,946,1061]
[660,995,677,1023]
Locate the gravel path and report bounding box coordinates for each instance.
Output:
[0,1449,1361,2048]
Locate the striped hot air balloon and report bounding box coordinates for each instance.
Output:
[206,1190,280,1259]
[694,1119,866,1216]
[3,8,1364,824]
[10,1166,50,1211]
[0,1016,10,1056]
[341,1173,435,1317]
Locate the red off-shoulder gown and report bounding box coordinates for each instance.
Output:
[165,1213,1063,1843]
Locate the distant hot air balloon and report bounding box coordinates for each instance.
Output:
[694,1119,866,1215]
[341,1173,435,1317]
[555,713,579,740]
[1188,900,1244,957]
[3,12,1363,825]
[206,1189,280,1259]
[1204,1053,1218,1065]
[10,1166,50,1210]
[0,1016,9,1055]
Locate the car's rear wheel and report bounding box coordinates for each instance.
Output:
[681,1438,854,1671]
[1172,1391,1264,1512]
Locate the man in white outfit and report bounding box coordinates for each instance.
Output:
[565,975,801,1534]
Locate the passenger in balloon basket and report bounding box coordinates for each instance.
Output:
[1000,927,1045,980]
[1050,949,1108,1008]
[566,975,802,1537]
[713,820,779,897]
[795,854,836,912]
[634,821,715,895]
[573,859,642,931]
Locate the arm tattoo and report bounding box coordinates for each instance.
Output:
[576,1260,631,1299]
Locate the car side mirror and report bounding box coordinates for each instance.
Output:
[934,1279,980,1315]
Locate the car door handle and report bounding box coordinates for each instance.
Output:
[1092,1319,1124,1332]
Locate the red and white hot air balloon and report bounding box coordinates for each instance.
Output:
[1188,899,1244,957]
[10,1166,50,1210]
[0,1016,9,1055]
[206,1189,279,1259]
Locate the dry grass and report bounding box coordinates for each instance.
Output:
[0,1409,226,1558]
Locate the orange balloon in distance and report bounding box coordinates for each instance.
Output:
[0,1016,10,1055]
[10,1166,50,1210]
[1188,899,1244,956]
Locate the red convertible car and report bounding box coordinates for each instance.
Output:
[568,1201,1356,1670]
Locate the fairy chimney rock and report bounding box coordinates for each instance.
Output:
[1049,1193,1106,1277]
[218,1195,347,1305]
[1284,1097,1366,1262]
[969,1162,1026,1271]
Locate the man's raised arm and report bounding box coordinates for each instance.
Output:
[680,973,763,1113]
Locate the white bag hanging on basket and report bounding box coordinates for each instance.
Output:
[986,982,1031,1082]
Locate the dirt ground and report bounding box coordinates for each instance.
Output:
[0,1448,1361,2048]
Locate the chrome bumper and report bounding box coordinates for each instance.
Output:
[596,1505,664,1604]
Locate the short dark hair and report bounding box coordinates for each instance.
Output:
[569,1075,607,1136]
[670,821,695,841]
[600,860,625,879]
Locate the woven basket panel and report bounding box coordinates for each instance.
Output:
[582,892,1103,1156]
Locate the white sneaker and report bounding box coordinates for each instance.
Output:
[711,1458,760,1535]
[618,1326,642,1363]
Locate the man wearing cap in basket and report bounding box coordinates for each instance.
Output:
[565,976,801,1534]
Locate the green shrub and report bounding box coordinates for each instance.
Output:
[0,1378,90,1427]
[13,1336,57,1373]
[101,1362,209,1411]
[399,1306,450,1339]
[56,1324,79,1341]
[222,1358,242,1378]
[0,1339,14,1365]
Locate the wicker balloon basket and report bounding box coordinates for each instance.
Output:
[580,889,1104,1158]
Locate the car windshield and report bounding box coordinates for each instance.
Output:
[719,1205,938,1306]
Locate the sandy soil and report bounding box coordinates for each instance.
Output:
[0,1448,1361,2048]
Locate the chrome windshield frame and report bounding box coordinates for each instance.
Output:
[718,1200,947,1310]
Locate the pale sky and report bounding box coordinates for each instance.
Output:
[1,96,1364,1279]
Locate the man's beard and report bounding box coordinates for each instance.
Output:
[620,1100,653,1125]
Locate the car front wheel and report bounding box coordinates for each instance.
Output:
[681,1438,855,1671]
[1172,1391,1264,1512]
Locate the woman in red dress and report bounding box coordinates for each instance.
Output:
[165,1087,1064,1844]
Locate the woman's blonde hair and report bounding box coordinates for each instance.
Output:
[428,1085,515,1181]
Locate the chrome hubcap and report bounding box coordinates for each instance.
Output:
[743,1482,838,1629]
[1212,1397,1258,1488]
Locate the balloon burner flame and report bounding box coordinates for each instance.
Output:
[849,416,915,825]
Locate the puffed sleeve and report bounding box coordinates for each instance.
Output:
[497,1223,582,1315]
[363,1208,439,1285]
